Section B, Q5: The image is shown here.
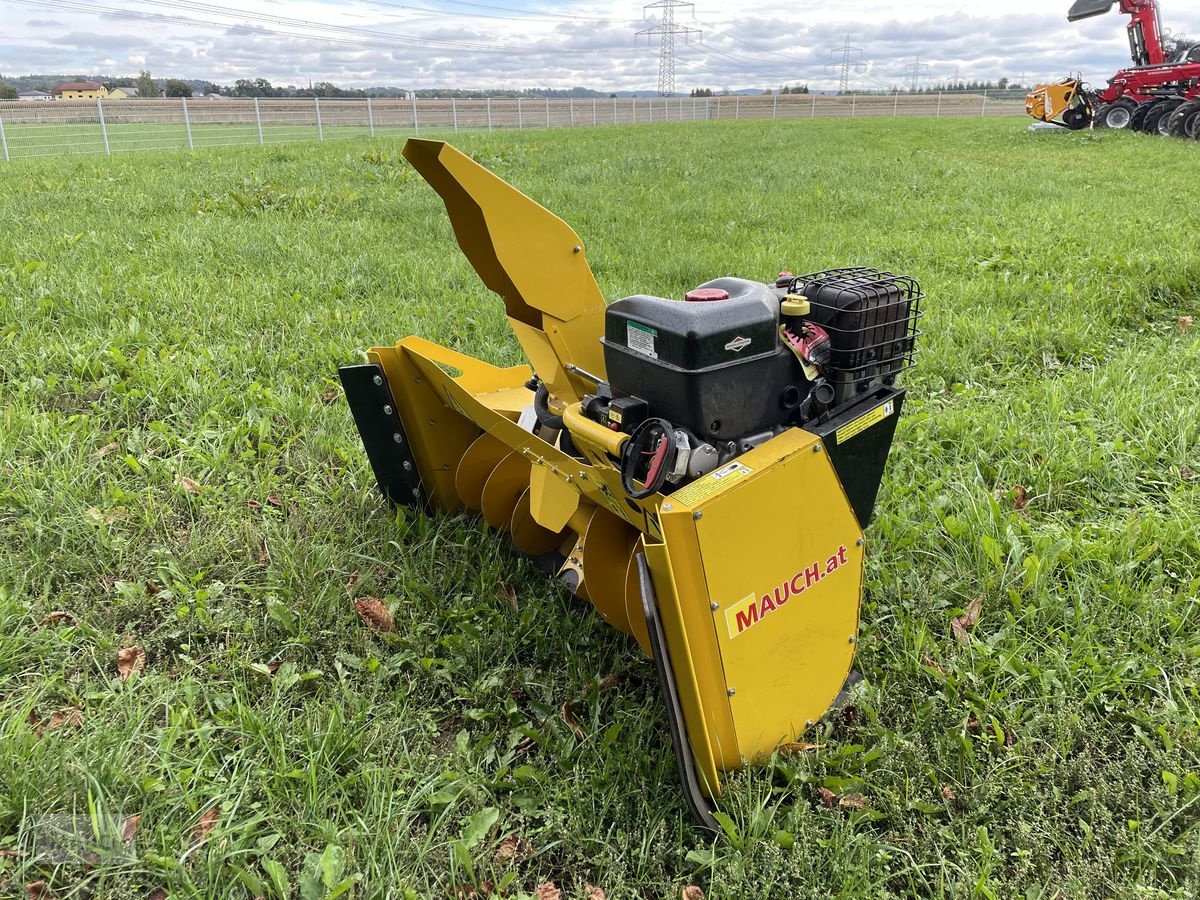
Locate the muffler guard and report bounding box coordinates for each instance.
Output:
[340,139,913,822]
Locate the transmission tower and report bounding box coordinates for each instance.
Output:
[904,55,931,92]
[826,35,864,94]
[637,0,701,97]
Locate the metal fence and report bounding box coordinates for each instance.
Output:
[0,91,1027,161]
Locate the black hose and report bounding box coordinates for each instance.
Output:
[621,418,676,500]
[533,382,565,430]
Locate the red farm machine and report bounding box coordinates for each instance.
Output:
[1026,0,1200,137]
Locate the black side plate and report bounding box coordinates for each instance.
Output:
[339,363,425,510]
[805,387,905,530]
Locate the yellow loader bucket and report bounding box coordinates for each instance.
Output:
[340,140,923,826]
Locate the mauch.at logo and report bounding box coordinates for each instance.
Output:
[725,336,752,353]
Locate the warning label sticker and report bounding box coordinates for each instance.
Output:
[626,322,658,359]
[671,462,753,506]
[836,400,894,446]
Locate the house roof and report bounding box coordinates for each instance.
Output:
[112,86,139,96]
[18,90,50,97]
[54,81,105,93]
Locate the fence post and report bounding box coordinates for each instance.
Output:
[981,89,988,117]
[937,91,942,118]
[451,97,458,133]
[367,96,375,137]
[715,96,720,119]
[570,97,575,126]
[96,99,111,155]
[545,96,550,127]
[254,97,264,144]
[735,96,739,119]
[851,94,857,117]
[592,97,597,126]
[182,97,193,150]
[811,93,817,118]
[613,96,618,124]
[517,97,523,129]
[315,98,324,141]
[487,97,493,132]
[893,91,899,117]
[773,93,778,119]
[411,93,420,135]
[0,107,8,162]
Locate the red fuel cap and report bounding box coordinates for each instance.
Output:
[685,288,730,302]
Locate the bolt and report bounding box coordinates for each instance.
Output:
[573,245,582,254]
[402,461,412,472]
[693,511,703,521]
[411,488,420,498]
[857,538,865,547]
[578,470,587,479]
[392,433,403,444]
[813,443,823,453]
[662,503,673,512]
[848,635,857,644]
[805,719,814,728]
[383,404,393,415]
[372,375,383,386]
[428,419,436,426]
[710,602,720,611]
[414,377,422,384]
[727,688,736,697]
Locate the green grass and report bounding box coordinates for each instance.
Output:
[1,118,1199,898]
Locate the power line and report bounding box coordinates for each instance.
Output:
[903,55,931,92]
[637,0,701,96]
[826,34,864,95]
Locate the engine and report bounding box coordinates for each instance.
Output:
[572,267,922,500]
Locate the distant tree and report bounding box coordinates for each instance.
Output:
[233,78,278,98]
[0,81,17,100]
[609,92,617,98]
[135,70,156,98]
[689,87,713,97]
[164,79,192,98]
[780,83,809,94]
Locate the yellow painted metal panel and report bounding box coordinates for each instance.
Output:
[687,432,864,762]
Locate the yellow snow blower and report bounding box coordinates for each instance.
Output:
[340,139,922,826]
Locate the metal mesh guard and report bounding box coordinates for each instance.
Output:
[789,267,923,392]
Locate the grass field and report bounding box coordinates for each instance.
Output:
[1,118,1199,898]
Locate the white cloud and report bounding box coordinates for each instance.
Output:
[0,0,1181,90]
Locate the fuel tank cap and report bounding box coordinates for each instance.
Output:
[684,288,730,303]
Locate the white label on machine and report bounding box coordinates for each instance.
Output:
[626,322,658,359]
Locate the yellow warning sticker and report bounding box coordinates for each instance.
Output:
[671,462,753,506]
[836,400,895,446]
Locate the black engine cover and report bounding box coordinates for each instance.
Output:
[602,278,803,444]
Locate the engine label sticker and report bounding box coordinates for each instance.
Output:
[724,544,849,639]
[835,400,895,446]
[626,322,658,359]
[725,336,752,353]
[670,462,752,506]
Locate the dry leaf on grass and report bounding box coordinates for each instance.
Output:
[42,611,76,628]
[1011,485,1029,511]
[839,793,868,810]
[1181,467,1195,483]
[498,581,518,613]
[345,570,360,596]
[117,646,146,680]
[26,881,53,899]
[320,389,340,405]
[266,493,282,507]
[46,707,83,732]
[90,442,119,460]
[585,885,607,900]
[597,672,628,691]
[561,700,584,739]
[86,507,116,526]
[174,475,201,494]
[146,890,168,900]
[817,787,838,808]
[121,815,142,843]
[534,883,562,900]
[681,887,705,900]
[190,808,219,847]
[1178,315,1195,333]
[941,785,957,801]
[353,597,395,633]
[256,540,268,566]
[493,835,531,863]
[922,655,948,675]
[779,742,825,755]
[951,596,984,644]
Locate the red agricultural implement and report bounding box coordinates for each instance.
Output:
[1025,0,1200,137]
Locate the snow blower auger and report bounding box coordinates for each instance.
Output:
[339,139,923,828]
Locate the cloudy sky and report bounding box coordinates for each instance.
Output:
[0,0,1184,91]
